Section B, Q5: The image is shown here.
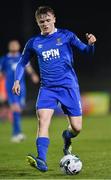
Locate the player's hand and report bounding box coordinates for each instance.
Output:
[86,33,96,45]
[12,80,20,95]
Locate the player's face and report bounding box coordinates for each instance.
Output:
[36,12,56,35]
[8,41,20,53]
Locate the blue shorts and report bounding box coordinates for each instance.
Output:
[36,87,82,116]
[6,83,26,108]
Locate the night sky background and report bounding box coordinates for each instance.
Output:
[0,0,111,94]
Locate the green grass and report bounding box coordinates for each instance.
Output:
[0,114,111,179]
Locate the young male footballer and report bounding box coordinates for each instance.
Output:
[12,6,96,171]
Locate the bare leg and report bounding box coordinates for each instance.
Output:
[36,109,54,137]
[27,109,54,172]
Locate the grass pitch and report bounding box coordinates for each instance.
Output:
[0,114,111,179]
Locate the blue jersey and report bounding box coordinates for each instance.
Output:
[0,53,26,106]
[0,53,25,89]
[15,28,94,88]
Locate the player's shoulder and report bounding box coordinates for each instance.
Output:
[57,28,76,37]
[25,36,35,46]
[25,34,42,46]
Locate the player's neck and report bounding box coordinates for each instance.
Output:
[41,28,57,35]
[49,28,57,35]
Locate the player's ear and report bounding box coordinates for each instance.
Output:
[53,16,56,23]
[35,16,39,25]
[35,17,38,24]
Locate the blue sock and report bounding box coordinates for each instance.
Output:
[12,112,21,135]
[36,137,50,162]
[64,130,78,139]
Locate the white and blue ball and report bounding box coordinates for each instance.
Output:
[60,154,82,175]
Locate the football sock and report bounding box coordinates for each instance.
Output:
[36,137,50,162]
[64,129,79,139]
[12,112,21,135]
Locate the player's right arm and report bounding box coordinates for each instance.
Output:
[66,30,96,54]
[12,38,34,95]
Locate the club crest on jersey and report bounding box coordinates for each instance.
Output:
[56,38,63,45]
[38,44,43,48]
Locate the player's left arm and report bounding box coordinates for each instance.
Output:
[70,32,96,54]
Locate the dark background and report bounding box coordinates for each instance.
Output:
[0,0,111,96]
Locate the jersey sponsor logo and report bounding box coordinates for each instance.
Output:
[42,48,60,61]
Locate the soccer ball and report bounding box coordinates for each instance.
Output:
[60,154,82,175]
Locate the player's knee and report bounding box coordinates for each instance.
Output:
[37,109,53,129]
[10,104,21,112]
[38,118,50,129]
[71,123,82,133]
[69,116,82,133]
[39,118,46,126]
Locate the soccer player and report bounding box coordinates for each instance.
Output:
[12,6,96,171]
[0,40,39,142]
